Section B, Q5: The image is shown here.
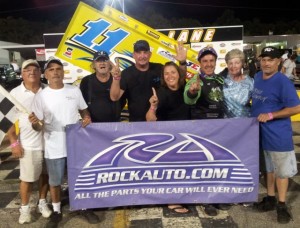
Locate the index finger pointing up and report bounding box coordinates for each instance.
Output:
[115,57,119,66]
[152,87,157,97]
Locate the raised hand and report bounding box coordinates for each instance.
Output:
[146,87,159,121]
[110,58,121,80]
[173,41,187,63]
[149,87,159,110]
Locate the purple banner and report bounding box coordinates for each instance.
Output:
[66,118,259,210]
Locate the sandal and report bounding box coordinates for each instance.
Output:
[167,205,192,216]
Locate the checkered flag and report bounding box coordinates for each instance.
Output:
[0,85,29,145]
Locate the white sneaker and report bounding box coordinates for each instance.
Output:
[38,203,52,218]
[19,207,31,224]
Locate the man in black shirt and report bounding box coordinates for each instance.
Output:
[79,50,124,224]
[80,50,124,122]
[110,40,187,121]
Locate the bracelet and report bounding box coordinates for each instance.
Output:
[113,76,121,80]
[10,140,19,148]
[179,60,187,66]
[268,112,273,120]
[150,106,157,111]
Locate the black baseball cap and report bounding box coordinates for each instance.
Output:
[93,50,109,61]
[259,46,281,59]
[134,40,150,52]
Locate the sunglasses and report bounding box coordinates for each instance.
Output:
[95,58,109,62]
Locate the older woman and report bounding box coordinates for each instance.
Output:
[223,49,254,118]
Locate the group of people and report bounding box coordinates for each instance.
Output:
[8,58,95,228]
[7,39,299,227]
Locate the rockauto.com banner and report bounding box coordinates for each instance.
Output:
[66,118,259,210]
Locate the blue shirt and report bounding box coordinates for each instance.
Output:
[251,71,300,151]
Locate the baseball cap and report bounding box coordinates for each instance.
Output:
[134,40,150,52]
[21,59,40,70]
[93,50,109,61]
[259,46,281,58]
[44,57,63,70]
[198,46,218,61]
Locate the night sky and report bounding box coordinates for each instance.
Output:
[0,0,299,24]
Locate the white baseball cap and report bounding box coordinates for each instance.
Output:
[21,59,40,70]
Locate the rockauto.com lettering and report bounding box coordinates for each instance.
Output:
[96,168,228,184]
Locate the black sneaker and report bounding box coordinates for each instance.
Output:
[254,196,277,212]
[277,204,292,224]
[45,212,62,228]
[80,209,100,224]
[203,204,218,216]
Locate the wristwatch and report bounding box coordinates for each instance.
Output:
[179,60,187,65]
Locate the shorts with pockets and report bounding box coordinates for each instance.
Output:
[264,150,298,178]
